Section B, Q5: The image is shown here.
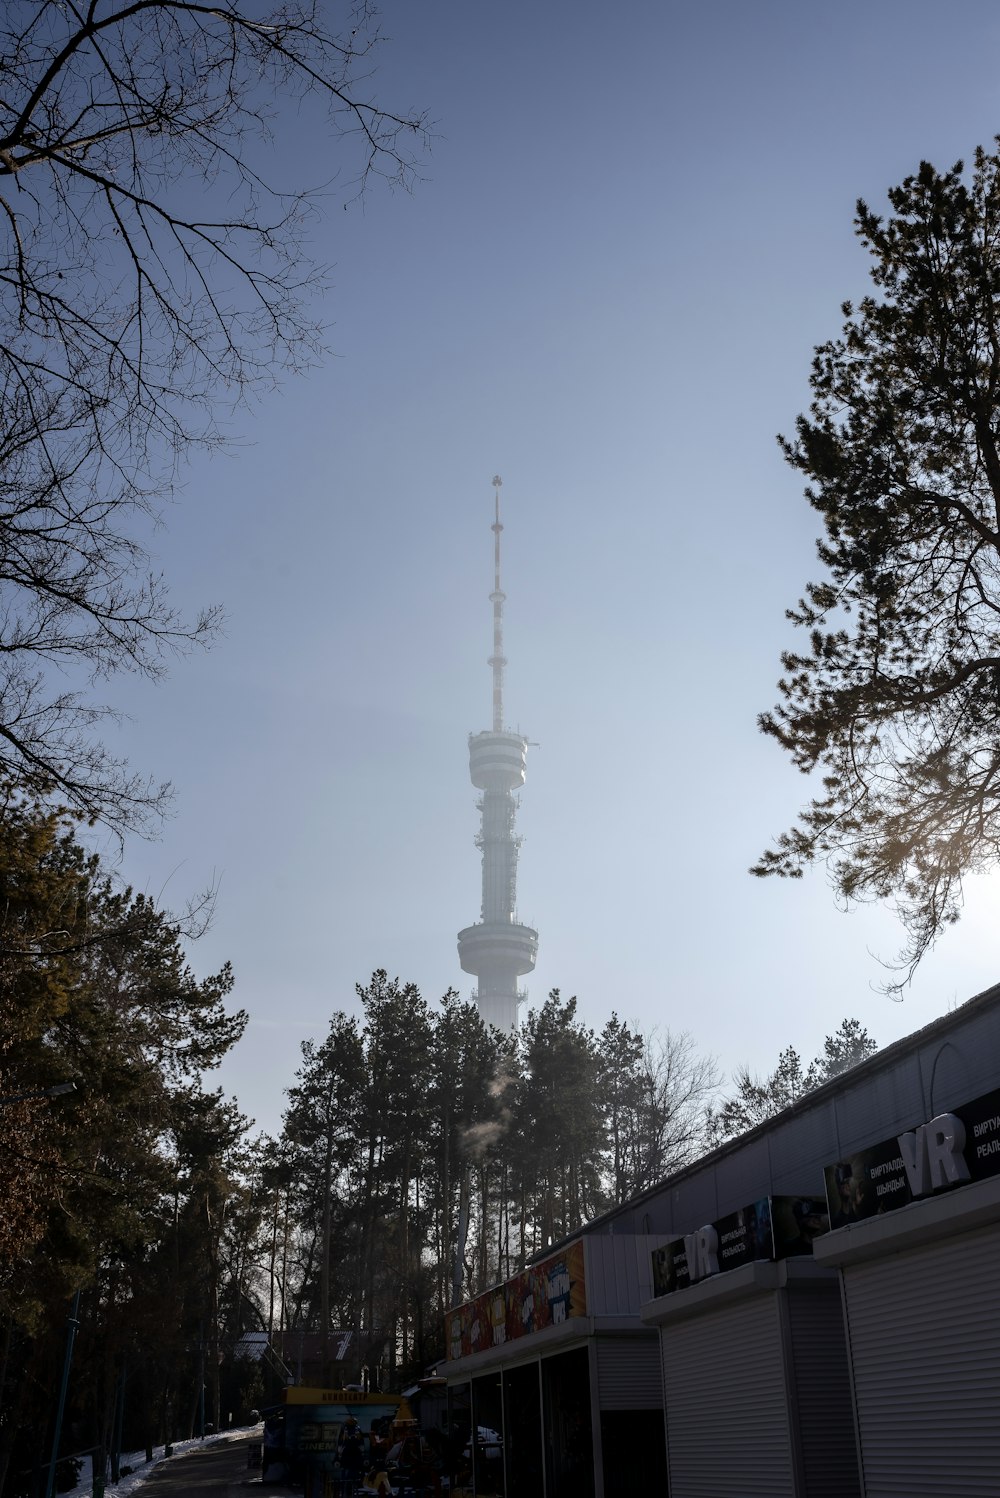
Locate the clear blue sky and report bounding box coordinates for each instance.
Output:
[101,0,1000,1136]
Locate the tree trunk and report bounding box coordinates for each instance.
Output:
[320,1117,334,1379]
[451,1167,470,1308]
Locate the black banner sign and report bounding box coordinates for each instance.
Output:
[824,1083,1000,1228]
[650,1194,829,1297]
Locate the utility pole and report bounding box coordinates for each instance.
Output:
[43,1290,81,1498]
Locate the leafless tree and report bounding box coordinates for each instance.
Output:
[634,1028,719,1188]
[0,1,428,830]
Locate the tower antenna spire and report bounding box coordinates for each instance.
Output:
[457,476,538,1032]
[489,474,505,733]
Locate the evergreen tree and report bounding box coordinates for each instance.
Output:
[0,795,246,1495]
[262,978,723,1387]
[707,1018,878,1145]
[804,1018,878,1088]
[598,1015,647,1205]
[283,1013,364,1372]
[427,991,504,1310]
[757,144,1000,989]
[356,973,434,1375]
[517,993,605,1249]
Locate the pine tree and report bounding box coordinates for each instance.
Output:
[0,794,246,1494]
[517,993,605,1249]
[283,1014,364,1375]
[708,1019,878,1145]
[757,144,1000,988]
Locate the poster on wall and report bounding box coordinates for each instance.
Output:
[650,1236,690,1297]
[824,1137,913,1227]
[771,1196,830,1257]
[444,1239,587,1359]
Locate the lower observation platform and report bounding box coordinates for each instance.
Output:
[457,920,538,1031]
[457,920,538,979]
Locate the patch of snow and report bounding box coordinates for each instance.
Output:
[60,1423,263,1498]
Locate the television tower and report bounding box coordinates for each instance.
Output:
[457,476,538,1032]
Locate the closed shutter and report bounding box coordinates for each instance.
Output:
[661,1293,793,1498]
[843,1220,1000,1497]
[786,1280,861,1498]
[595,1334,663,1410]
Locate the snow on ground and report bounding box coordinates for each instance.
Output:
[62,1423,263,1498]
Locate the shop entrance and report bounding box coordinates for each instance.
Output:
[471,1373,505,1496]
[541,1347,594,1498]
[446,1382,472,1490]
[502,1361,543,1498]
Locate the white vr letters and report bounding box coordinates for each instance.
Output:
[898,1112,971,1196]
[683,1224,720,1281]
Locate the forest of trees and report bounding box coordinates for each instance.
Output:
[270,976,719,1386]
[0,789,880,1497]
[0,799,719,1494]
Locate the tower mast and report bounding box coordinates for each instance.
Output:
[456,477,538,1032]
[490,474,505,733]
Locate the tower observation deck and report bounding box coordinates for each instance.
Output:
[456,476,537,1032]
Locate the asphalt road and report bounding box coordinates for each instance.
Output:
[137,1438,267,1496]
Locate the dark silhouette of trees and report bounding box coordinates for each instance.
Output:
[756,144,1000,990]
[255,980,720,1384]
[0,931,717,1484]
[0,793,247,1495]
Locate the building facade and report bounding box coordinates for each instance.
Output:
[441,978,1000,1497]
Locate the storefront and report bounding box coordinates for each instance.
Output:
[642,1206,859,1498]
[277,1386,404,1493]
[443,1236,666,1498]
[442,979,1000,1498]
[815,1081,1000,1496]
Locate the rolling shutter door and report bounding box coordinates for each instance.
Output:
[786,1280,861,1498]
[843,1220,1000,1497]
[595,1334,663,1410]
[660,1292,793,1498]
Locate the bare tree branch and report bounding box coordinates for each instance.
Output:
[0,0,428,831]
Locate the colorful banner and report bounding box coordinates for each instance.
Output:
[824,1083,1000,1228]
[444,1240,586,1359]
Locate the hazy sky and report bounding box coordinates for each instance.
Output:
[98,0,1000,1138]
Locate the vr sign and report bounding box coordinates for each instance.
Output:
[898,1113,970,1195]
[651,1197,826,1296]
[684,1225,720,1280]
[824,1087,1000,1228]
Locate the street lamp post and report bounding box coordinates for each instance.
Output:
[44,1290,82,1498]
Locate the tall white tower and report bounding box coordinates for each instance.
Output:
[456,477,537,1032]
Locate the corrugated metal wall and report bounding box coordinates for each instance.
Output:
[844,1221,1000,1496]
[786,1279,861,1498]
[595,1334,662,1410]
[661,1294,793,1498]
[584,1234,659,1314]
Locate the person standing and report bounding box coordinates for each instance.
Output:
[337,1414,365,1496]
